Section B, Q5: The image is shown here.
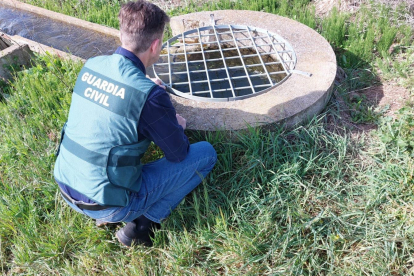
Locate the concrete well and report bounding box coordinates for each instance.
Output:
[167,11,337,131]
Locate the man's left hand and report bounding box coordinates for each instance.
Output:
[151,78,166,90]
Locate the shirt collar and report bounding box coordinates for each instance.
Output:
[115,47,146,75]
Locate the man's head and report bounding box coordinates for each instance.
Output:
[118,1,169,56]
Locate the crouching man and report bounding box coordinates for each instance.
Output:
[54,0,217,247]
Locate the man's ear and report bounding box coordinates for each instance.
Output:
[150,38,160,54]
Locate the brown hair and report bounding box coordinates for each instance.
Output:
[118,1,170,53]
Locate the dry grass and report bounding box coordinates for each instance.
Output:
[315,0,414,27]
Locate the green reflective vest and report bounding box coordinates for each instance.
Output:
[54,54,156,206]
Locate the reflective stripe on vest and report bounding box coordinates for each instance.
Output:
[62,134,143,168]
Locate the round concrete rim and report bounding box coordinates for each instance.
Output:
[168,10,337,131]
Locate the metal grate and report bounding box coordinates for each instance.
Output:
[153,24,297,102]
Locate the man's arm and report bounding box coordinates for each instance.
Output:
[138,86,189,162]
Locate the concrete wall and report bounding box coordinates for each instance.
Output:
[0,36,10,51]
[0,43,34,80]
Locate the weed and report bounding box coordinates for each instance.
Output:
[334,67,383,124]
[377,102,414,156]
[0,79,10,102]
[320,7,348,49]
[376,47,414,91]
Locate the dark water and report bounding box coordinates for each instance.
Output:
[0,4,119,59]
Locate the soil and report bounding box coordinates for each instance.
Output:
[364,82,409,118]
[314,0,364,16]
[327,81,411,135]
[150,0,210,11]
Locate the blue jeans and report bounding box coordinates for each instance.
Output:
[62,141,217,223]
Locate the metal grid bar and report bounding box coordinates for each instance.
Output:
[245,26,273,85]
[159,46,284,56]
[166,40,289,50]
[190,83,272,93]
[160,53,285,62]
[156,63,286,74]
[167,40,172,87]
[181,32,193,95]
[164,69,286,80]
[211,25,236,98]
[171,69,286,86]
[266,31,289,77]
[197,27,213,98]
[229,24,255,94]
[156,59,285,67]
[157,49,282,58]
[271,36,295,70]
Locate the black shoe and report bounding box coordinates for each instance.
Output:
[116,216,160,247]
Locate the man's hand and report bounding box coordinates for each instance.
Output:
[151,78,166,90]
[176,114,186,130]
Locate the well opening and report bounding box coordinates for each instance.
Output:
[154,25,296,102]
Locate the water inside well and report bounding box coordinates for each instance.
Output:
[0,4,119,59]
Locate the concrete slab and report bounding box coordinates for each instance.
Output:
[0,34,11,50]
[11,35,85,63]
[0,34,34,80]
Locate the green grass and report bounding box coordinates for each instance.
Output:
[1,0,414,275]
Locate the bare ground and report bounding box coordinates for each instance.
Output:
[149,0,210,11]
[328,80,411,136]
[364,82,410,118]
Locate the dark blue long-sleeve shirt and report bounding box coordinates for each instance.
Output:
[58,47,189,204]
[117,47,189,162]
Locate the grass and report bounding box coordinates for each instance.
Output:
[0,0,414,275]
